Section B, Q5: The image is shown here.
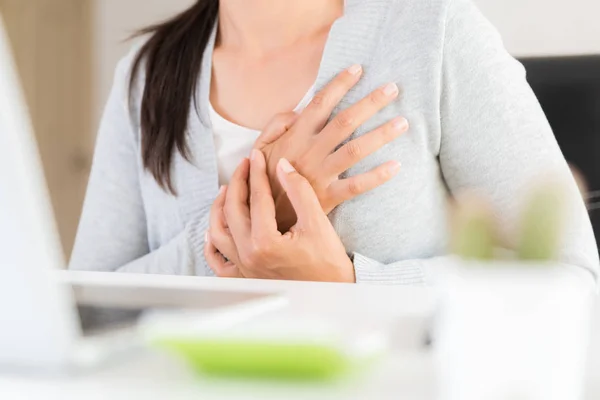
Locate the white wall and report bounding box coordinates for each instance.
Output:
[476,0,600,56]
[91,0,600,131]
[91,0,194,127]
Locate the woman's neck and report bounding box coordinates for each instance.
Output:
[217,0,344,53]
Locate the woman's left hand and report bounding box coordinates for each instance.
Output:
[205,149,356,283]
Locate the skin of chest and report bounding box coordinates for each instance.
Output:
[210,30,328,130]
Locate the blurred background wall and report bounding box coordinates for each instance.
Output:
[0,0,92,258]
[94,0,600,130]
[92,0,194,135]
[1,0,599,259]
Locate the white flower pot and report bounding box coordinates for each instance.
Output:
[435,260,594,400]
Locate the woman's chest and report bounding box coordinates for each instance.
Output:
[139,51,447,255]
[210,39,325,130]
[329,136,449,263]
[318,58,449,260]
[139,104,449,261]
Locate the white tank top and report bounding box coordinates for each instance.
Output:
[209,85,316,185]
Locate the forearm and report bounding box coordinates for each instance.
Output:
[114,218,209,275]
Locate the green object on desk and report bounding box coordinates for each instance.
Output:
[152,338,356,380]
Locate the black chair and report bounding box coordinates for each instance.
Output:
[520,55,600,252]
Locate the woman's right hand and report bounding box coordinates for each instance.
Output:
[253,65,409,232]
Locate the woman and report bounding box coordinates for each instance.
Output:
[70,0,599,284]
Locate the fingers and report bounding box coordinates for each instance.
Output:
[224,159,252,244]
[204,234,243,278]
[297,64,363,133]
[326,161,401,208]
[209,186,228,238]
[276,158,326,228]
[313,82,400,159]
[253,112,299,149]
[324,117,408,177]
[249,149,279,239]
[209,185,240,264]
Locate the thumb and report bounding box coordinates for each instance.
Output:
[276,158,324,228]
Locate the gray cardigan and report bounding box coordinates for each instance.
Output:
[70,0,599,285]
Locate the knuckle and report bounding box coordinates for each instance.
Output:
[294,173,312,189]
[369,89,387,105]
[295,153,308,166]
[348,178,364,195]
[273,111,291,122]
[345,141,362,159]
[378,167,391,181]
[272,112,296,127]
[334,111,354,129]
[288,174,313,194]
[310,93,328,109]
[375,168,389,183]
[368,128,394,148]
[295,165,318,187]
[251,186,266,201]
[295,155,313,175]
[305,174,319,187]
[240,251,258,269]
[241,237,273,268]
[251,238,273,259]
[319,190,337,212]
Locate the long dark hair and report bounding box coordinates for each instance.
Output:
[130,0,219,194]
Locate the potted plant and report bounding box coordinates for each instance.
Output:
[435,176,595,400]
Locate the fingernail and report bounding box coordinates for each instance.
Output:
[383,82,398,96]
[388,161,401,175]
[205,231,209,243]
[347,64,362,75]
[219,185,225,195]
[278,158,296,174]
[251,149,260,161]
[392,117,409,131]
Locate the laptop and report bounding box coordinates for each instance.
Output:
[0,16,285,373]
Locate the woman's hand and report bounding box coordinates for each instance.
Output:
[204,185,245,279]
[253,65,408,232]
[205,150,355,283]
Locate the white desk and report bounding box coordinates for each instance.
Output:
[0,271,598,400]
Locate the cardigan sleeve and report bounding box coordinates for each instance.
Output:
[69,55,211,276]
[352,0,599,286]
